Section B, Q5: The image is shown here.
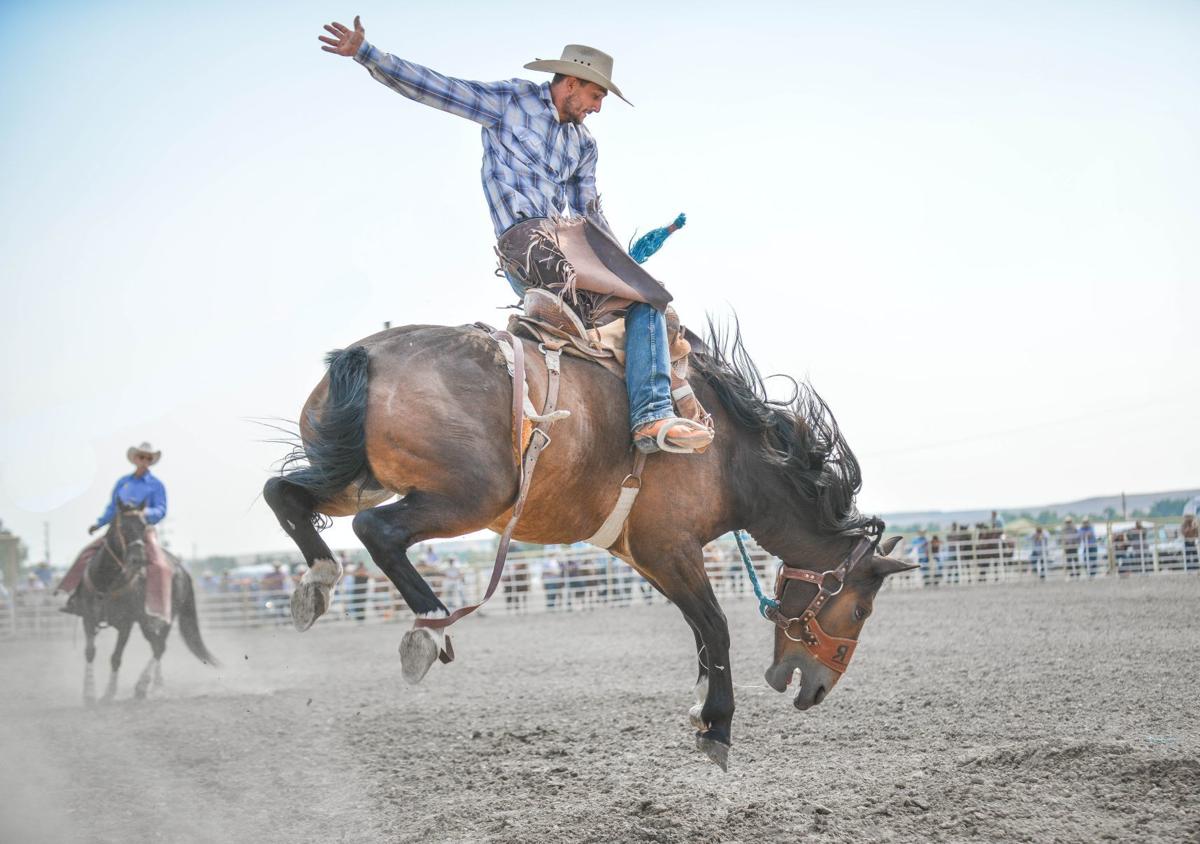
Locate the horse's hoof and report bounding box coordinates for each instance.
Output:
[133,685,148,701]
[695,732,730,771]
[399,629,439,685]
[290,582,329,632]
[688,703,707,731]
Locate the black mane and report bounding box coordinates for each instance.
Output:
[692,319,880,538]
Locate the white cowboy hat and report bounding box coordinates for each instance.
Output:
[524,45,632,105]
[126,442,161,465]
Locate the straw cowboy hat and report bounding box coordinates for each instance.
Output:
[524,45,632,105]
[126,441,161,465]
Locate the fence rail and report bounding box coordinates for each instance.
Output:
[1,523,1195,639]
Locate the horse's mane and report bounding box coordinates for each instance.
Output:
[691,318,879,538]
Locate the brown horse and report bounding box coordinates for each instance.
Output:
[263,322,914,767]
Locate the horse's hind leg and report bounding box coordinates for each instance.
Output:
[101,623,132,702]
[352,490,506,684]
[263,477,342,631]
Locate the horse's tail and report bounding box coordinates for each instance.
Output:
[282,346,373,505]
[174,570,220,667]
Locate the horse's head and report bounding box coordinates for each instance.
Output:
[764,535,915,710]
[113,503,149,569]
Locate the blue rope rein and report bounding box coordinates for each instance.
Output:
[733,531,780,618]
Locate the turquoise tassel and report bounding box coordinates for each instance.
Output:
[628,213,687,264]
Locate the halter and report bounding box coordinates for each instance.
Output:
[763,534,878,674]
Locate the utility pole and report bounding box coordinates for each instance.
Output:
[1121,491,1127,520]
[43,521,50,566]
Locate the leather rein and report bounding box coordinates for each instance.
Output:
[762,534,878,674]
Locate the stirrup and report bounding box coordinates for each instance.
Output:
[634,417,713,454]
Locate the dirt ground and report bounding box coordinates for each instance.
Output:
[1,575,1197,843]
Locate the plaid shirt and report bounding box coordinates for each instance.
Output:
[355,42,609,237]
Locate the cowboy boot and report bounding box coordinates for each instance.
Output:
[59,588,84,617]
[633,417,714,454]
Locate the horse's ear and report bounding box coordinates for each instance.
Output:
[879,536,902,556]
[869,555,919,578]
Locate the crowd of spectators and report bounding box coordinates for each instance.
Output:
[905,511,1195,583]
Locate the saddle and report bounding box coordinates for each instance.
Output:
[509,288,712,435]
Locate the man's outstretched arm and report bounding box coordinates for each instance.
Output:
[319,16,506,127]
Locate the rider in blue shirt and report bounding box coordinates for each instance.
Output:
[59,443,169,615]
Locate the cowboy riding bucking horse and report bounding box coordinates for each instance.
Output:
[321,17,712,456]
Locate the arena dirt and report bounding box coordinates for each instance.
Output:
[1,576,1197,843]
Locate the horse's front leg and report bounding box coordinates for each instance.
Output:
[101,623,133,702]
[134,617,169,699]
[637,545,736,770]
[686,621,710,731]
[684,596,735,770]
[83,620,98,706]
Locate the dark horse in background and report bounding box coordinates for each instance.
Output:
[77,504,218,703]
[264,321,914,768]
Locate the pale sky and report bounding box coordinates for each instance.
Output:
[1,1,1196,562]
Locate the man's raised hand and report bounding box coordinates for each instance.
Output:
[319,16,365,57]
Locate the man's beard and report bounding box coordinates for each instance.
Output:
[564,94,587,124]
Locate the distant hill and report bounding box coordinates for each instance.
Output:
[880,488,1199,529]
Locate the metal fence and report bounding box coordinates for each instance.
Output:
[1,522,1195,639]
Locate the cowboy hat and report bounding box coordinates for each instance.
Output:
[524,45,632,106]
[126,442,161,465]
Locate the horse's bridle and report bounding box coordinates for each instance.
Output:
[763,534,878,674]
[84,511,146,595]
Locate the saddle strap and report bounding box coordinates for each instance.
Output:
[415,332,563,631]
[585,451,648,549]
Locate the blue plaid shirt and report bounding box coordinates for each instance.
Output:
[354,42,608,237]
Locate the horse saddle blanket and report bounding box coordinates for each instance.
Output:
[509,288,711,430]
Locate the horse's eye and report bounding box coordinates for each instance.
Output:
[854,605,869,621]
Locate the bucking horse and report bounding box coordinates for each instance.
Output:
[264,321,915,768]
[76,504,218,703]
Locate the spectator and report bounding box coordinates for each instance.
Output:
[32,561,53,588]
[420,545,439,568]
[1030,527,1049,580]
[1079,518,1099,577]
[1060,518,1081,578]
[442,556,466,609]
[612,557,634,604]
[929,535,942,585]
[262,563,290,594]
[349,562,370,621]
[1181,514,1198,572]
[543,556,563,610]
[910,530,930,565]
[990,511,1005,529]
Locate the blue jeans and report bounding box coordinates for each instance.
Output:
[624,302,674,430]
[504,274,674,432]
